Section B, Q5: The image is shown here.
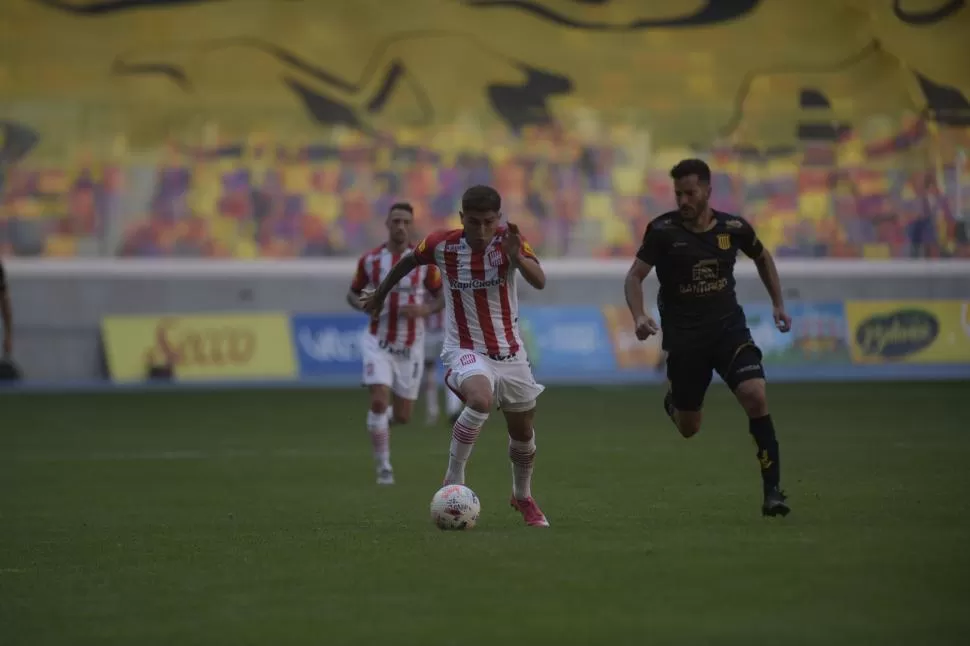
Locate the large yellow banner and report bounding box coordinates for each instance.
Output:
[2,0,968,151]
[846,301,970,364]
[102,313,297,382]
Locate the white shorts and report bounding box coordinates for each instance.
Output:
[442,349,545,413]
[424,331,444,364]
[361,334,424,401]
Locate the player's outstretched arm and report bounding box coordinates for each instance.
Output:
[624,259,659,339]
[624,258,652,321]
[626,221,661,340]
[515,255,545,290]
[753,249,783,308]
[376,254,419,297]
[753,249,791,332]
[739,220,791,333]
[363,254,420,319]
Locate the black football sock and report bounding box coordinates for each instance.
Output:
[748,414,780,495]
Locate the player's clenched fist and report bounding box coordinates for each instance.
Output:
[773,306,792,333]
[634,314,659,340]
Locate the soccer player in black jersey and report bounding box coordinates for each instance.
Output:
[624,159,792,517]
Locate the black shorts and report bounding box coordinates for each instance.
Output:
[665,330,765,412]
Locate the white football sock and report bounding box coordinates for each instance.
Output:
[366,410,390,470]
[445,407,489,485]
[509,432,536,500]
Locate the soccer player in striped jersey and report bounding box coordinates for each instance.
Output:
[348,202,444,485]
[363,186,550,527]
[422,309,464,426]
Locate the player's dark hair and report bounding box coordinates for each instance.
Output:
[461,185,501,213]
[670,159,711,184]
[388,201,414,216]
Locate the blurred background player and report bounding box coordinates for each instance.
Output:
[422,307,463,426]
[347,202,444,485]
[363,185,550,527]
[624,159,793,517]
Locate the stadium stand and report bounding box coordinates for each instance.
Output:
[1,0,968,259]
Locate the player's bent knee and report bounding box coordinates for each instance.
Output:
[462,385,493,413]
[465,393,493,413]
[460,374,493,412]
[734,379,768,418]
[369,400,389,414]
[368,386,390,414]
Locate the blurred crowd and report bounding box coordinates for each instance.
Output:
[2,116,969,260]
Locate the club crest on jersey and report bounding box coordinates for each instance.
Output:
[486,249,504,267]
[717,234,732,250]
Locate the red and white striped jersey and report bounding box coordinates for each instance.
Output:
[351,244,443,348]
[412,226,538,357]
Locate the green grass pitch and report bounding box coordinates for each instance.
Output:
[2,382,969,645]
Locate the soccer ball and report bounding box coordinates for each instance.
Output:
[430,484,481,530]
